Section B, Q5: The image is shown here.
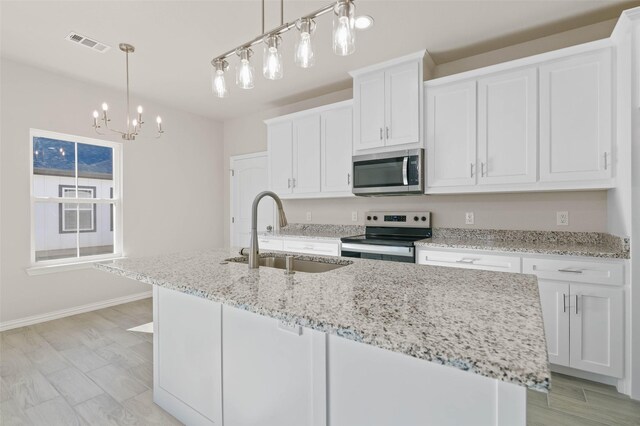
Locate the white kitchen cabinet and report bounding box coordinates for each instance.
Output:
[282,238,340,257]
[351,51,425,153]
[321,105,352,193]
[425,80,477,188]
[537,280,570,366]
[539,48,612,182]
[569,283,623,377]
[257,236,284,251]
[417,248,521,273]
[222,306,326,426]
[292,114,321,194]
[153,287,222,425]
[268,121,293,195]
[477,68,537,185]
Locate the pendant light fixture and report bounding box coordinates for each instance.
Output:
[92,43,164,140]
[209,0,367,97]
[212,59,229,98]
[295,18,316,68]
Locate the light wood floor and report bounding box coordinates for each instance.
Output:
[1,299,639,425]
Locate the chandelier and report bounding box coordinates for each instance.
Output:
[92,43,164,140]
[210,0,373,98]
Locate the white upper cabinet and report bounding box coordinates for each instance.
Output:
[477,68,538,185]
[266,100,353,199]
[351,51,426,153]
[426,80,477,188]
[292,114,321,194]
[539,49,612,182]
[268,121,293,195]
[321,105,353,193]
[354,72,385,151]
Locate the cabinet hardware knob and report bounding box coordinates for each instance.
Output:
[287,178,291,189]
[481,162,486,177]
[470,163,474,178]
[379,128,383,140]
[386,126,390,139]
[347,173,351,185]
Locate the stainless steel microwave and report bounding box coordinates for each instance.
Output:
[352,149,424,196]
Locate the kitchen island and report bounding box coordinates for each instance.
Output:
[96,249,549,426]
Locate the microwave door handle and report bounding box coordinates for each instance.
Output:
[402,156,409,185]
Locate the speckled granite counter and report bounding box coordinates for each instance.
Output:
[258,223,364,241]
[96,249,550,391]
[415,229,629,259]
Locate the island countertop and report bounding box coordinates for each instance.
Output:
[96,249,550,391]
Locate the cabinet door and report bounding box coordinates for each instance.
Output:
[321,106,352,193]
[154,287,222,425]
[569,284,623,377]
[353,71,385,152]
[426,81,477,188]
[385,61,420,146]
[539,49,612,182]
[222,307,326,426]
[537,280,570,367]
[292,114,321,194]
[477,68,537,185]
[268,121,293,195]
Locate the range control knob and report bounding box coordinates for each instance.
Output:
[414,216,419,222]
[367,216,372,221]
[373,216,378,221]
[421,216,427,222]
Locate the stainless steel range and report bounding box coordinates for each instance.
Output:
[340,211,431,263]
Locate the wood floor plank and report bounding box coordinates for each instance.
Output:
[73,393,137,426]
[38,329,83,352]
[127,362,153,389]
[102,328,145,348]
[25,396,82,426]
[47,367,104,406]
[25,344,70,376]
[548,392,640,426]
[87,364,148,403]
[2,329,49,354]
[0,347,35,376]
[59,345,110,373]
[122,390,183,425]
[2,370,59,409]
[0,398,34,425]
[95,308,146,330]
[128,341,152,364]
[94,343,146,369]
[527,403,607,426]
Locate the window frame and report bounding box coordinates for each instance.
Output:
[29,129,123,267]
[58,185,97,234]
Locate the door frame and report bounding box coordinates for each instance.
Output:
[230,151,268,248]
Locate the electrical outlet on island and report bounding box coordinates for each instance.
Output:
[465,212,474,225]
[557,211,569,226]
[306,211,312,222]
[351,211,358,222]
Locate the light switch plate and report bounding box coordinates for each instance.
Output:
[306,211,312,221]
[351,211,358,222]
[557,211,569,226]
[465,212,474,225]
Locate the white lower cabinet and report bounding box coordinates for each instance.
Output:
[222,307,326,426]
[537,280,570,366]
[154,287,223,425]
[257,236,340,257]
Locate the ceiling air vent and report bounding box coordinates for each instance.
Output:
[65,32,111,53]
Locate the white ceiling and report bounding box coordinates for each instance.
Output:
[1,0,638,120]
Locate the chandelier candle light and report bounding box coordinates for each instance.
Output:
[210,0,372,98]
[92,43,164,140]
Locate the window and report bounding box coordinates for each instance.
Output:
[59,185,97,233]
[30,129,122,265]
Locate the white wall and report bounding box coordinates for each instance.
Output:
[0,59,225,324]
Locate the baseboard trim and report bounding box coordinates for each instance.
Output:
[0,291,152,332]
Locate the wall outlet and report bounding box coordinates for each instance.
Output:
[557,211,569,226]
[351,211,358,222]
[306,211,312,222]
[465,212,474,225]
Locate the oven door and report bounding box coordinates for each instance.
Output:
[352,149,423,195]
[341,243,415,263]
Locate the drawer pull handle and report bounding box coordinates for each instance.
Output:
[558,268,583,274]
[575,294,579,314]
[456,258,476,264]
[562,293,567,313]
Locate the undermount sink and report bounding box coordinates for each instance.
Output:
[226,256,349,273]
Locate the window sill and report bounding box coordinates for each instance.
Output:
[26,255,126,276]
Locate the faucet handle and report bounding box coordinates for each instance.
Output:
[266,225,273,232]
[239,247,250,257]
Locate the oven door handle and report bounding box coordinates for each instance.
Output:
[402,156,409,186]
[341,243,414,258]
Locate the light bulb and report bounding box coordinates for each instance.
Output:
[132,119,138,127]
[101,102,109,111]
[92,110,99,119]
[263,35,283,80]
[236,48,255,89]
[137,105,143,114]
[156,116,162,124]
[295,19,316,68]
[211,59,229,98]
[333,0,355,56]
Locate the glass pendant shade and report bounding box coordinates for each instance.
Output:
[236,48,255,89]
[212,59,229,98]
[333,0,355,56]
[263,35,283,80]
[295,19,316,68]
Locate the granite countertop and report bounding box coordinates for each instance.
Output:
[258,224,364,241]
[96,249,550,391]
[414,229,630,259]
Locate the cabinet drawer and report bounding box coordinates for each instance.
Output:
[522,258,623,286]
[258,238,284,251]
[283,239,340,257]
[417,249,521,273]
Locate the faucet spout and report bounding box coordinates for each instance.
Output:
[249,191,287,269]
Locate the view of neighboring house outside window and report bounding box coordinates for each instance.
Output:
[30,129,122,264]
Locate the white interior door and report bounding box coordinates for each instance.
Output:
[537,280,570,367]
[231,153,274,248]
